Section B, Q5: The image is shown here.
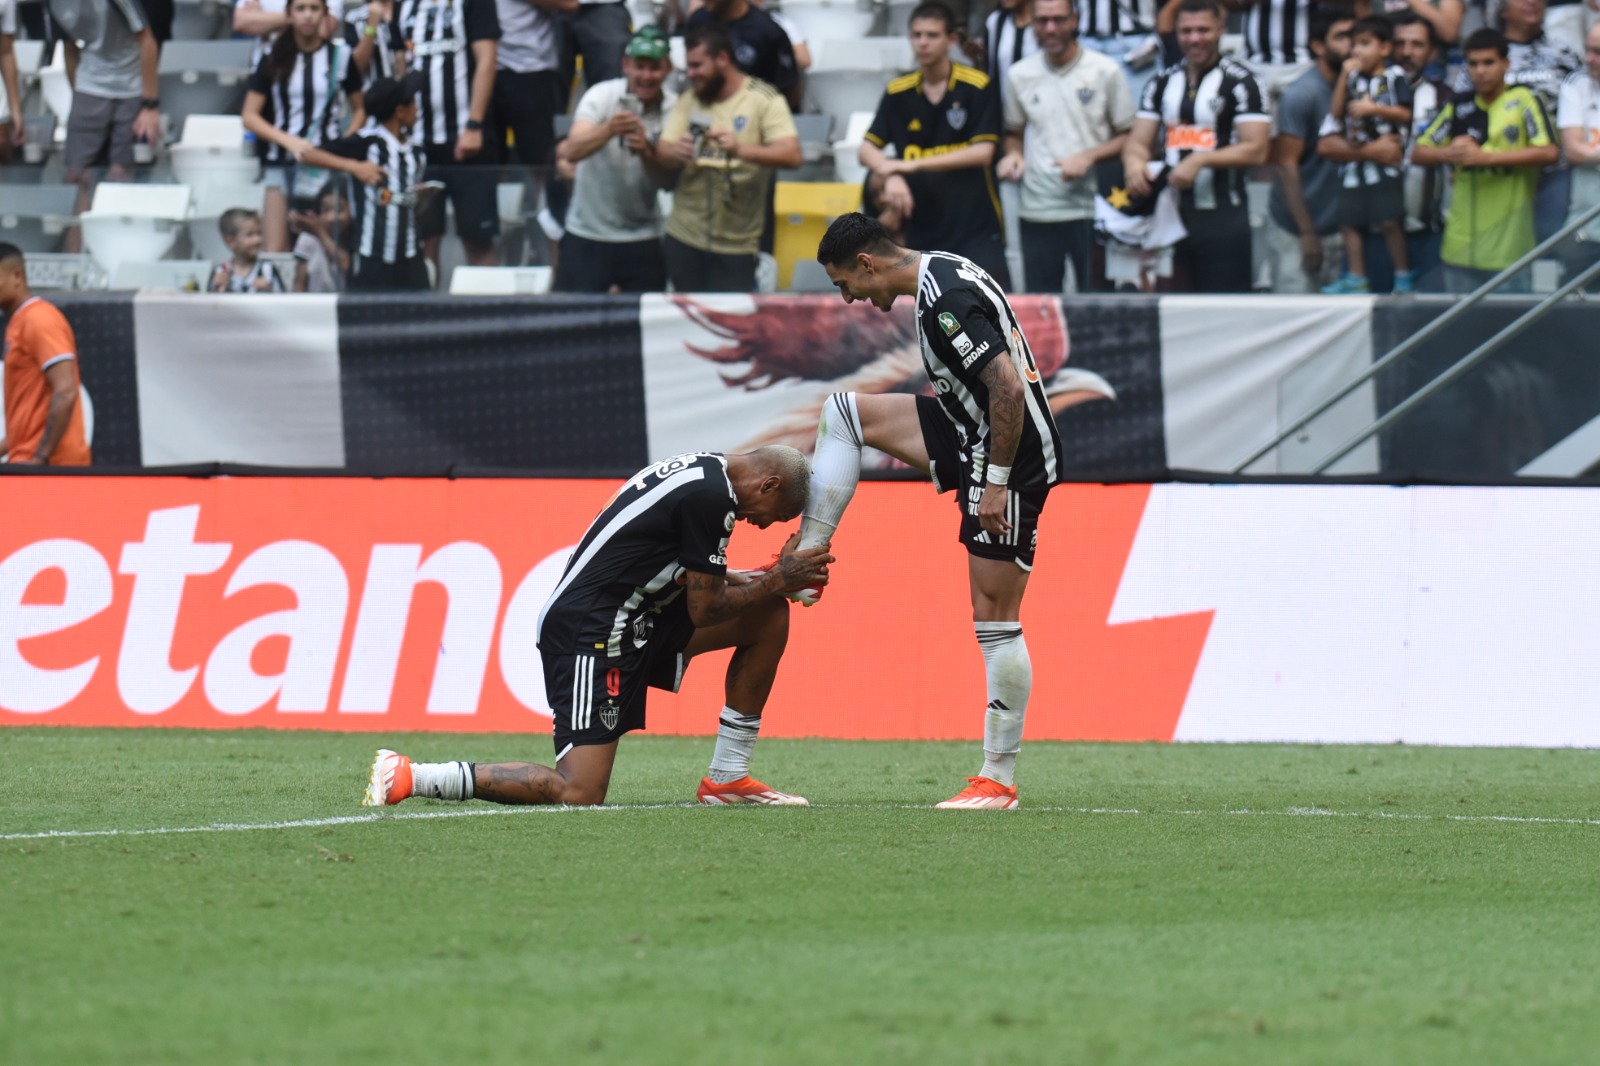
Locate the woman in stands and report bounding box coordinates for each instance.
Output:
[241,0,365,252]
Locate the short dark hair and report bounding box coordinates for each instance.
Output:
[683,21,733,60]
[1176,0,1226,21]
[218,207,260,240]
[1464,27,1509,58]
[1311,4,1354,44]
[907,1,957,33]
[317,180,348,208]
[0,242,23,269]
[1352,15,1394,43]
[816,213,901,267]
[1389,9,1441,50]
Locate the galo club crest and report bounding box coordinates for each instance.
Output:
[599,701,620,730]
[947,102,967,131]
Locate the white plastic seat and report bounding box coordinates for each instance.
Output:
[448,265,553,295]
[38,46,72,145]
[832,108,876,183]
[777,0,876,47]
[170,114,260,186]
[0,185,78,253]
[78,183,194,275]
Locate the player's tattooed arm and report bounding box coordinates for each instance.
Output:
[684,543,834,627]
[977,353,1026,537]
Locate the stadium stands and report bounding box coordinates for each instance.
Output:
[77,183,194,275]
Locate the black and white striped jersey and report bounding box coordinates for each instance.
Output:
[1079,0,1155,39]
[537,453,737,658]
[207,258,288,293]
[914,251,1064,491]
[345,5,407,89]
[247,30,364,165]
[1243,0,1311,66]
[395,0,501,147]
[322,124,426,262]
[1138,57,1268,210]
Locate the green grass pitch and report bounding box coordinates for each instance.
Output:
[3,727,1599,1065]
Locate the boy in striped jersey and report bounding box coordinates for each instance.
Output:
[364,447,832,808]
[208,209,289,292]
[806,213,1067,810]
[306,72,432,289]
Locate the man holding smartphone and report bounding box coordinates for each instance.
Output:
[554,27,679,292]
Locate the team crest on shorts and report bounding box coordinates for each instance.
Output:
[600,701,620,730]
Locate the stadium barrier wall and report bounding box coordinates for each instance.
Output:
[4,476,1598,746]
[16,292,1599,482]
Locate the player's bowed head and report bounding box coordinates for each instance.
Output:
[816,212,922,313]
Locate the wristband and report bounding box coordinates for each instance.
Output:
[362,23,379,37]
[141,98,160,110]
[465,118,484,132]
[985,463,1011,487]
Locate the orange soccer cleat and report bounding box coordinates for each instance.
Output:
[362,748,414,806]
[696,776,810,806]
[934,776,1019,810]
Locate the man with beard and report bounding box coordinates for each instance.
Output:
[554,29,678,293]
[997,0,1136,292]
[649,22,801,292]
[802,212,1067,810]
[685,0,800,111]
[1264,5,1353,292]
[1123,0,1270,292]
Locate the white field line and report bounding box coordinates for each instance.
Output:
[4,803,1600,842]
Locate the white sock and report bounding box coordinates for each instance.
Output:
[708,706,762,783]
[410,760,475,801]
[976,622,1029,787]
[797,392,864,550]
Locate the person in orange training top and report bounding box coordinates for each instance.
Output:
[0,243,91,466]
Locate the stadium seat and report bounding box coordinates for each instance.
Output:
[169,114,260,186]
[791,113,833,164]
[158,41,256,144]
[77,183,194,275]
[807,38,910,140]
[20,116,57,164]
[448,265,553,294]
[172,0,230,41]
[0,185,79,254]
[788,258,835,293]
[778,0,876,47]
[37,47,71,148]
[110,259,213,291]
[832,109,875,184]
[774,180,861,288]
[188,178,268,263]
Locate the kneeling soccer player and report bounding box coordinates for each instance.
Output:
[364,446,833,808]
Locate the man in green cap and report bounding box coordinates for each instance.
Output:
[553,27,680,292]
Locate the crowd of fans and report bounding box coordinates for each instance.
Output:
[2,0,1600,293]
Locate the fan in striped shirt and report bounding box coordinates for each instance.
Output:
[306,71,432,290]
[242,0,366,251]
[347,0,407,90]
[207,208,289,292]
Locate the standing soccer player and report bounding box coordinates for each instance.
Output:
[803,213,1064,810]
[365,447,833,807]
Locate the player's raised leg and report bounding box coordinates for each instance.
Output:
[687,596,809,805]
[936,555,1032,810]
[796,391,929,552]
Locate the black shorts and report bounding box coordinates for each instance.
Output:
[553,232,667,293]
[917,394,1049,570]
[488,69,562,167]
[417,144,502,245]
[542,598,698,755]
[1337,176,1405,231]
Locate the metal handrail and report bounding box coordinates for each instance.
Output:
[1310,255,1600,472]
[1230,196,1600,474]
